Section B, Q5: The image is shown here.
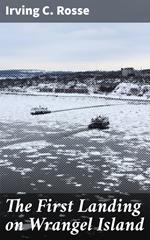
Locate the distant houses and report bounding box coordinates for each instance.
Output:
[0,67,150,94]
[121,67,150,80]
[37,81,89,94]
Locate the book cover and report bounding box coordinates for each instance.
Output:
[0,0,150,239]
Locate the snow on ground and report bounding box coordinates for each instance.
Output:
[112,82,150,99]
[113,82,140,95]
[2,84,150,102]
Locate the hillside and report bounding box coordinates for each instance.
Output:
[0,68,150,97]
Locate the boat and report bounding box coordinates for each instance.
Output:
[88,115,109,129]
[30,106,51,115]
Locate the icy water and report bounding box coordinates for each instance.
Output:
[0,94,150,193]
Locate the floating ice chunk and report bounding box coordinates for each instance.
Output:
[17,192,26,195]
[111,173,124,177]
[97,182,105,185]
[133,174,146,181]
[104,188,111,191]
[88,146,96,149]
[47,184,52,187]
[123,157,135,162]
[2,140,49,151]
[145,168,150,174]
[47,156,58,159]
[41,168,53,170]
[0,161,12,166]
[144,180,150,184]
[37,180,45,183]
[30,183,36,186]
[75,183,82,187]
[56,174,64,177]
[76,165,85,169]
[90,151,101,156]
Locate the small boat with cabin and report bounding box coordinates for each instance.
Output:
[88,115,109,129]
[30,106,51,115]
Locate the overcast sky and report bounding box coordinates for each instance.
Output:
[0,23,150,71]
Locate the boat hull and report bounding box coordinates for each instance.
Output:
[30,111,51,115]
[88,122,109,129]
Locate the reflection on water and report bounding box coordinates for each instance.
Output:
[0,94,150,193]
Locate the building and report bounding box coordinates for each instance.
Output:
[121,68,135,77]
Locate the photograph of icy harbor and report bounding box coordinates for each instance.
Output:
[0,67,150,194]
[0,23,150,194]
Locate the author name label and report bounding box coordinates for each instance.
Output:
[5,5,90,18]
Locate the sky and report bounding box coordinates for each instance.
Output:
[0,23,150,71]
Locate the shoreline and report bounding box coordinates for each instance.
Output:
[1,90,150,103]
